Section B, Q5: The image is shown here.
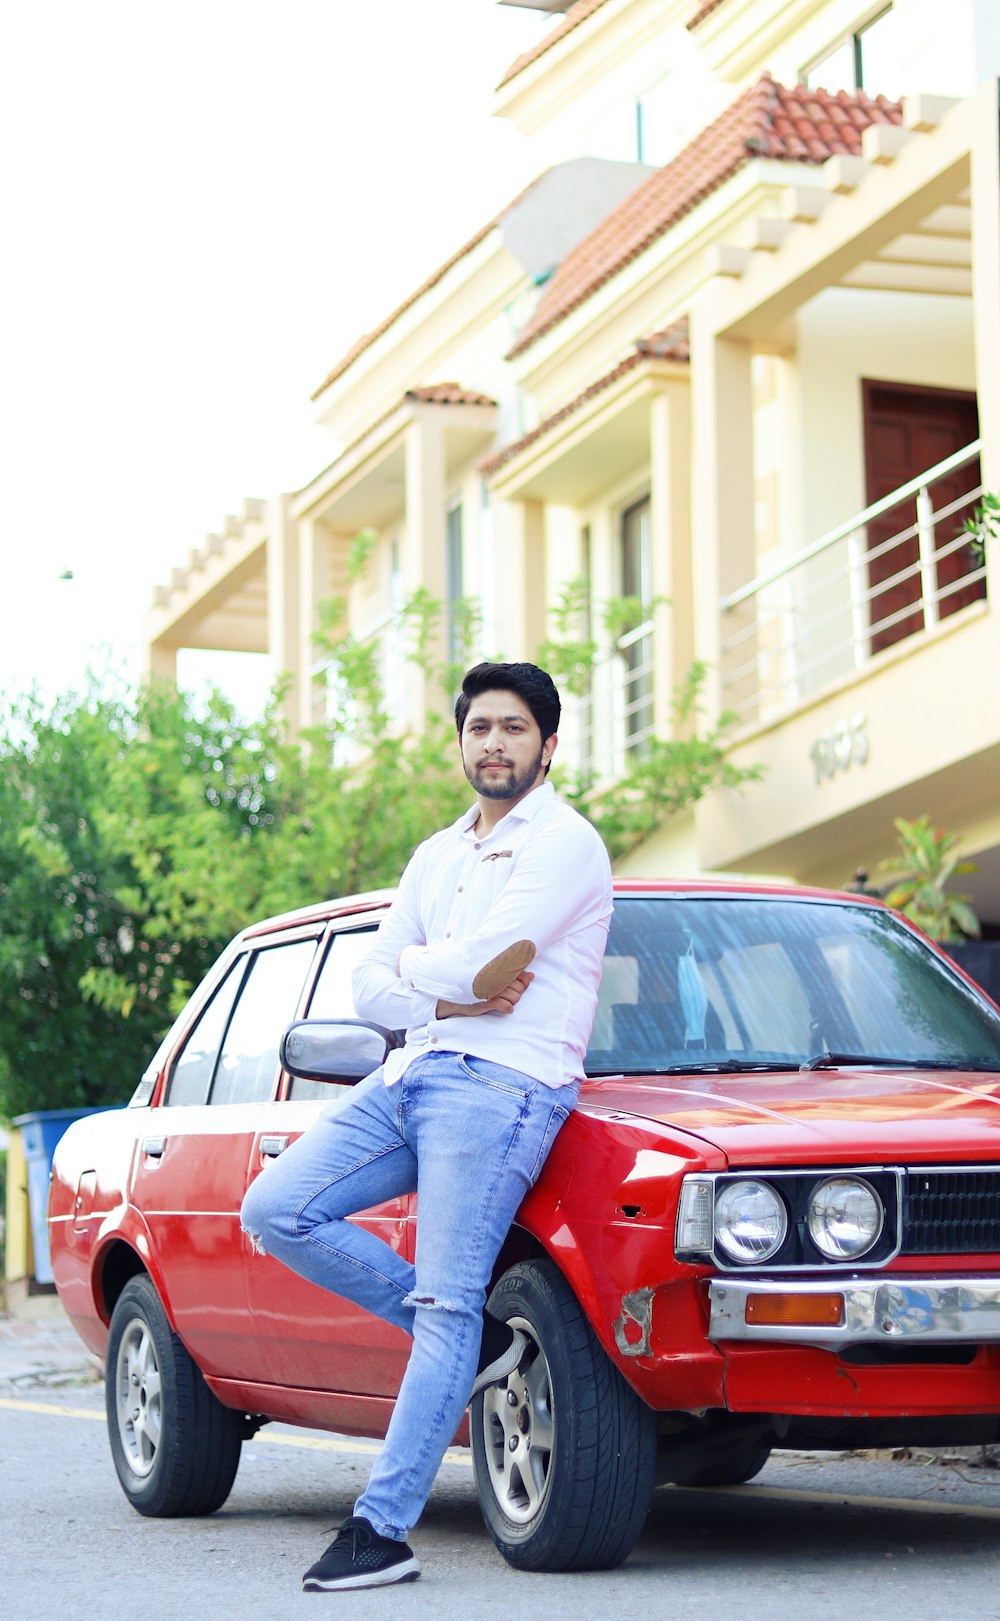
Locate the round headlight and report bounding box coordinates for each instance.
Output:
[715,1179,788,1264]
[807,1176,883,1260]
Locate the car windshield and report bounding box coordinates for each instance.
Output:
[584,896,1000,1076]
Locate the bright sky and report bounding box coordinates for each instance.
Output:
[0,0,549,716]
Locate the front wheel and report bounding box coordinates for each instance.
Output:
[471,1259,656,1571]
[106,1275,243,1516]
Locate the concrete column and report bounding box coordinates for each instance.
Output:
[297,516,345,733]
[495,497,547,663]
[266,494,300,737]
[971,78,1000,494]
[649,382,693,737]
[689,303,756,721]
[145,637,178,688]
[403,409,448,725]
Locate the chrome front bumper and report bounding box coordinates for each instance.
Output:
[708,1275,1000,1348]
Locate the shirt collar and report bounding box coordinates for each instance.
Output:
[456,780,554,837]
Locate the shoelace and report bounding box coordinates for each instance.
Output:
[332,1517,373,1556]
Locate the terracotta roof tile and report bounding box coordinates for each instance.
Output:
[687,0,729,27]
[404,383,496,407]
[299,386,498,499]
[481,320,689,478]
[507,76,902,358]
[635,322,691,362]
[498,0,614,90]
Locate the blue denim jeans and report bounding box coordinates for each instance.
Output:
[239,1049,577,1541]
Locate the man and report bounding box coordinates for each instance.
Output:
[240,661,612,1592]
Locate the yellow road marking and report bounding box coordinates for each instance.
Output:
[5,1397,1000,1513]
[0,1397,102,1420]
[254,1431,472,1468]
[716,1481,1000,1519]
[0,1396,470,1466]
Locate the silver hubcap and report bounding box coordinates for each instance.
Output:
[479,1316,554,1524]
[114,1316,162,1478]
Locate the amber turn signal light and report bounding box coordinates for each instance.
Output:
[745,1293,844,1327]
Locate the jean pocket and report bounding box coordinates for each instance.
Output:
[528,1100,572,1186]
[456,1052,535,1099]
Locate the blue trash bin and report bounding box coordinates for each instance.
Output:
[13,1109,103,1286]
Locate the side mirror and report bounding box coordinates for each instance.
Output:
[280,1019,397,1084]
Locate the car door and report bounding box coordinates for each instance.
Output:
[130,931,321,1381]
[243,919,413,1397]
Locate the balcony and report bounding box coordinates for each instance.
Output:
[720,441,988,724]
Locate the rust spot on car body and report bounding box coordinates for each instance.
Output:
[613,1287,655,1356]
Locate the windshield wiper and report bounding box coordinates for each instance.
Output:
[586,1059,802,1078]
[801,1052,1000,1073]
[654,1059,802,1076]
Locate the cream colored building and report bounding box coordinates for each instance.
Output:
[144,0,1000,924]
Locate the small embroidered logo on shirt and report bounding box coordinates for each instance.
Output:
[482,850,514,862]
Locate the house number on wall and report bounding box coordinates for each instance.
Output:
[809,714,869,784]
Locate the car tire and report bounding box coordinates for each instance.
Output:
[682,1440,772,1488]
[471,1258,656,1571]
[105,1275,243,1517]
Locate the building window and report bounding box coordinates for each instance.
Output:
[586,98,639,164]
[587,73,685,168]
[637,74,685,166]
[446,500,464,664]
[803,6,904,100]
[619,497,654,752]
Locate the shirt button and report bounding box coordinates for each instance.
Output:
[457,885,464,893]
[445,931,451,938]
[474,842,481,850]
[429,1035,438,1045]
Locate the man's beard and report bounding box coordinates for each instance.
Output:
[464,745,545,801]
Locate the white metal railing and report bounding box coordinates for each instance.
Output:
[570,620,656,783]
[720,440,987,719]
[313,604,658,783]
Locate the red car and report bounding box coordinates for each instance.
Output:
[48,881,1000,1571]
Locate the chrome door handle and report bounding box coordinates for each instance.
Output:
[259,1135,289,1159]
[142,1137,166,1159]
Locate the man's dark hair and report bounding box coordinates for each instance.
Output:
[454,661,561,745]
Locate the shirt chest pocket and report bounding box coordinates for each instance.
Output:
[448,849,518,929]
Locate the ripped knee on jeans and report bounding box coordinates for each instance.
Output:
[404,1289,463,1314]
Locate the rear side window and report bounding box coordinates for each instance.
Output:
[165,939,318,1107]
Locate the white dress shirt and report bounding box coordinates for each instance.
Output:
[352,782,612,1088]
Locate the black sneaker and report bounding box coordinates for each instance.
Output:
[471,1310,527,1396]
[302,1516,420,1592]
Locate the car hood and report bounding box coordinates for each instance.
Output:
[579,1066,1000,1165]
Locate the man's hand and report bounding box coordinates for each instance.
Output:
[436,970,534,1020]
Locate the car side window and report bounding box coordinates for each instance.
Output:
[165,959,248,1107]
[209,939,319,1106]
[287,928,379,1101]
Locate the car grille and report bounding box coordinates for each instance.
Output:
[903,1170,1000,1254]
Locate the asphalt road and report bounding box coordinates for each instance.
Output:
[6,1370,1000,1621]
[5,1309,1000,1619]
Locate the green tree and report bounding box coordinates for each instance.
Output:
[536,576,760,861]
[566,662,761,864]
[879,815,981,942]
[0,586,760,1119]
[0,680,280,1117]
